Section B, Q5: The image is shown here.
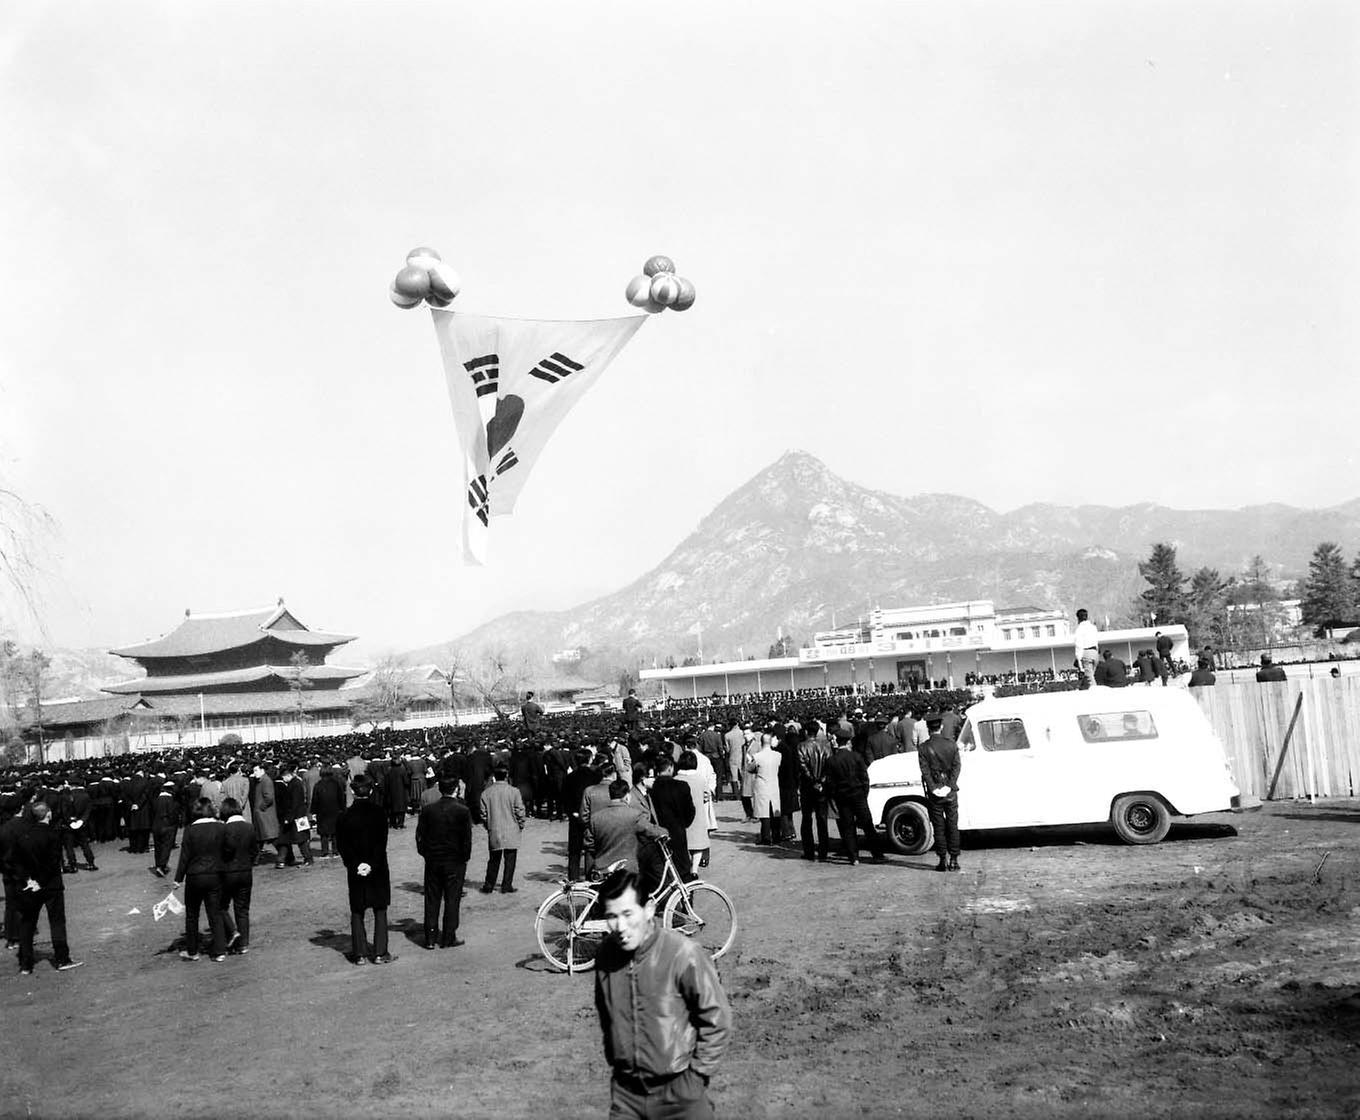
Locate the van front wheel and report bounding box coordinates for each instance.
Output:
[1110,794,1171,845]
[885,802,934,855]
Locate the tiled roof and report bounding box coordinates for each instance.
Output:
[26,695,152,727]
[103,664,366,695]
[110,604,355,660]
[39,679,453,729]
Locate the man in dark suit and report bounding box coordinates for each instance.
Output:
[465,745,493,826]
[918,714,962,872]
[1188,658,1217,687]
[58,776,96,873]
[149,780,180,878]
[125,768,152,854]
[1256,654,1287,682]
[1,792,32,951]
[520,691,544,732]
[562,749,600,880]
[274,762,314,868]
[415,779,472,949]
[219,797,258,955]
[172,797,228,961]
[1154,631,1174,684]
[12,801,82,974]
[309,766,345,860]
[621,689,642,733]
[336,775,395,965]
[824,730,885,865]
[647,756,696,880]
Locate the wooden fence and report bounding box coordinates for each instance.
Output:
[1191,678,1360,800]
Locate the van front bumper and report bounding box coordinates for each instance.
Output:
[1230,794,1262,813]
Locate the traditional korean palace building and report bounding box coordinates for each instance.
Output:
[641,599,1190,699]
[104,601,363,696]
[34,602,453,758]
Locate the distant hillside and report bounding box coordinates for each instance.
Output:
[407,450,1360,674]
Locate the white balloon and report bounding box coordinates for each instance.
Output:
[625,274,653,308]
[672,277,697,312]
[406,246,442,271]
[650,274,681,306]
[428,262,461,300]
[389,283,421,309]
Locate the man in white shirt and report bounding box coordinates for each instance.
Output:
[1073,608,1100,689]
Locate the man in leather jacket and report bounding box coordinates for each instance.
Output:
[594,869,731,1119]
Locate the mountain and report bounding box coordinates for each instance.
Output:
[407,450,1360,674]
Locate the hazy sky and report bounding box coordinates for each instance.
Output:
[1,0,1355,657]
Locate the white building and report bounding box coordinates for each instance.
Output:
[642,599,1189,699]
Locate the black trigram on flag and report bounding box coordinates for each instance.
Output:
[494,449,519,478]
[464,355,499,398]
[467,474,490,526]
[528,352,583,384]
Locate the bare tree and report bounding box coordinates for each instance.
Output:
[350,656,412,729]
[0,485,57,759]
[457,647,529,721]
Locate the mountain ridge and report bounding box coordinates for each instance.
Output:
[405,450,1360,675]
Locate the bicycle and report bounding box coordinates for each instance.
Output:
[534,841,737,973]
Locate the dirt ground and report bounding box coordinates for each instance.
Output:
[3,799,1359,1120]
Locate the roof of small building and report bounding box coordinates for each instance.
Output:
[102,663,366,695]
[110,604,355,660]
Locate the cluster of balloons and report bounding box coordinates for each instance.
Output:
[389,247,461,309]
[625,256,696,314]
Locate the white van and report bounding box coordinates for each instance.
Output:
[866,688,1245,853]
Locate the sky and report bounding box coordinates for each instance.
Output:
[1,0,1356,658]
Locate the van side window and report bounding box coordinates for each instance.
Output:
[1078,712,1159,743]
[977,718,1030,752]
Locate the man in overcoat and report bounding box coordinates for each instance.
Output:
[250,764,280,862]
[478,766,525,894]
[336,775,395,965]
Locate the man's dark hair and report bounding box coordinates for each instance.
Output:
[220,797,241,818]
[607,778,630,800]
[351,774,374,798]
[194,797,215,819]
[492,765,510,782]
[1076,608,1088,621]
[438,778,457,796]
[654,755,675,775]
[598,867,642,904]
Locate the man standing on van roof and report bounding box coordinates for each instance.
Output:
[1073,609,1099,689]
[918,712,962,872]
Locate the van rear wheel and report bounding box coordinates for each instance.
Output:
[885,802,934,855]
[1110,794,1171,845]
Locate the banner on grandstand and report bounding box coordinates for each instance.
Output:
[431,311,646,564]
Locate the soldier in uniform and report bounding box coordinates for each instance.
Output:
[918,712,962,872]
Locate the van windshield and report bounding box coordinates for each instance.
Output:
[1077,711,1159,742]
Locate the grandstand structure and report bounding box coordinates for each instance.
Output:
[641,599,1189,699]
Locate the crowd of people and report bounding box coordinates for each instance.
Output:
[0,690,979,972]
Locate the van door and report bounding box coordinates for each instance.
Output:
[959,714,1046,829]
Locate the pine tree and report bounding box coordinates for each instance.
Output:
[1301,542,1355,630]
[1185,567,1230,648]
[1138,542,1188,626]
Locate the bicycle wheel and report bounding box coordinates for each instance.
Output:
[662,881,737,961]
[535,888,606,973]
